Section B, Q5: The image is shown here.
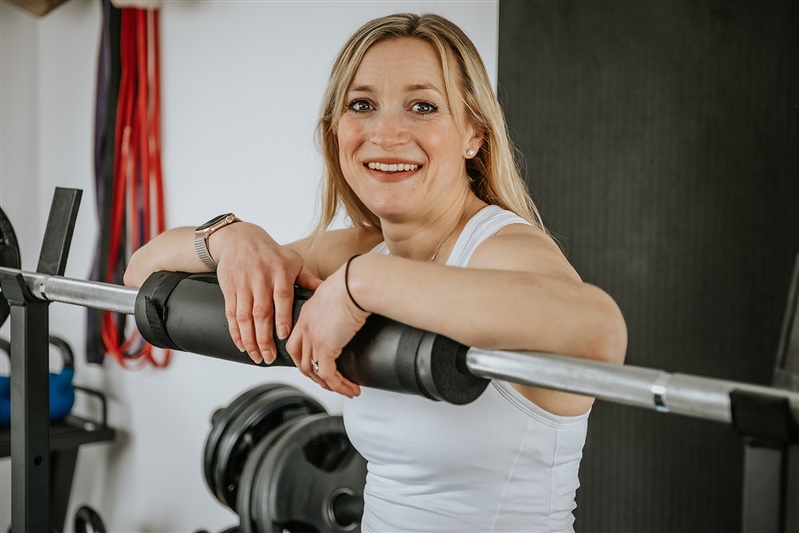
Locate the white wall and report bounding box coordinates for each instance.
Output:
[0,1,498,531]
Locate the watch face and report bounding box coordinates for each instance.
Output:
[197,213,233,231]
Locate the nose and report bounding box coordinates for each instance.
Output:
[369,108,409,150]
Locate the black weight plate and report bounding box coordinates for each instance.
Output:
[252,414,367,533]
[0,206,21,328]
[203,383,286,499]
[237,416,303,533]
[213,386,327,509]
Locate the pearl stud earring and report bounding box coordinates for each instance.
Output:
[466,149,476,157]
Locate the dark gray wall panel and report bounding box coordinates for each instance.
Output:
[498,1,798,531]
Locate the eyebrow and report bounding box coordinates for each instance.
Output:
[348,83,444,94]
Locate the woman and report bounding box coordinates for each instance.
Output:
[125,13,627,532]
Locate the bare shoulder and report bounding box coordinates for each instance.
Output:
[288,227,383,279]
[469,223,581,283]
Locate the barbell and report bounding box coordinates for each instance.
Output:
[2,263,799,437]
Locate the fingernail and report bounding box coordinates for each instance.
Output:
[250,351,263,364]
[277,325,289,340]
[263,350,275,364]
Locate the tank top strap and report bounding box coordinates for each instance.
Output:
[369,241,390,256]
[446,205,531,268]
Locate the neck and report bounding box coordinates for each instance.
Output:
[381,192,484,262]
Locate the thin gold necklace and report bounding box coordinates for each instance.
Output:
[429,196,479,263]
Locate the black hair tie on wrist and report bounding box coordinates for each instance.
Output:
[345,254,368,313]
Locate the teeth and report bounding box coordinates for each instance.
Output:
[368,162,418,172]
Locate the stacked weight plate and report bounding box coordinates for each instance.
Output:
[203,384,366,533]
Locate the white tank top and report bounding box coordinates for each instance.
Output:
[343,205,589,533]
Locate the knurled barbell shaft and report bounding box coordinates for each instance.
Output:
[466,348,799,424]
[1,266,137,315]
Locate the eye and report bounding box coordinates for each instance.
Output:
[346,99,373,113]
[411,101,438,115]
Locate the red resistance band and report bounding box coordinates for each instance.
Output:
[104,8,169,369]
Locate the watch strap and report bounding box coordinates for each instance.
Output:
[194,234,218,270]
[194,213,238,270]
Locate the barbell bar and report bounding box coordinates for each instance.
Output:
[2,264,799,435]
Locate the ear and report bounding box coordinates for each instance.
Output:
[464,121,485,155]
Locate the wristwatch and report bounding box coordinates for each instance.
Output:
[194,213,238,270]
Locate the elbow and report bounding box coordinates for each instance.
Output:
[593,313,628,365]
[581,287,628,365]
[123,248,148,288]
[122,266,138,288]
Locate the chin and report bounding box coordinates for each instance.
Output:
[364,198,416,222]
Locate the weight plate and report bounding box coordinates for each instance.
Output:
[0,206,21,328]
[252,414,367,533]
[237,416,303,533]
[212,386,327,509]
[203,383,286,499]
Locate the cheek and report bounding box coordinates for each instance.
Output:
[337,118,363,161]
[422,128,463,166]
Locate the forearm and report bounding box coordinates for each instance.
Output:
[346,254,627,364]
[124,221,292,288]
[124,227,205,287]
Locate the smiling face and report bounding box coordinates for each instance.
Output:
[336,38,481,224]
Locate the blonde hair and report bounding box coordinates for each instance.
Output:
[315,13,544,234]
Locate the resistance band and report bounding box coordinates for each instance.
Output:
[89,1,169,368]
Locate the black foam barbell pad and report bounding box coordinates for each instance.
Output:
[135,272,308,366]
[135,271,490,404]
[339,316,489,405]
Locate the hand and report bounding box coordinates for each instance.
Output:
[212,222,322,364]
[286,261,369,398]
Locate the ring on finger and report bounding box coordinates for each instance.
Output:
[311,359,319,374]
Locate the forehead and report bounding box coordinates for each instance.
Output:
[350,38,446,91]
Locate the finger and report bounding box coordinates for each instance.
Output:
[235,292,262,364]
[323,371,353,398]
[223,290,245,353]
[272,277,295,342]
[285,328,303,369]
[337,371,361,397]
[252,297,275,364]
[287,332,330,391]
[301,340,321,384]
[331,370,359,398]
[296,266,323,291]
[314,357,354,398]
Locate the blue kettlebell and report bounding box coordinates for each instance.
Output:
[0,334,76,426]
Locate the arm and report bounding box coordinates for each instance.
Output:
[293,224,626,414]
[123,226,208,287]
[124,222,321,364]
[124,222,381,367]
